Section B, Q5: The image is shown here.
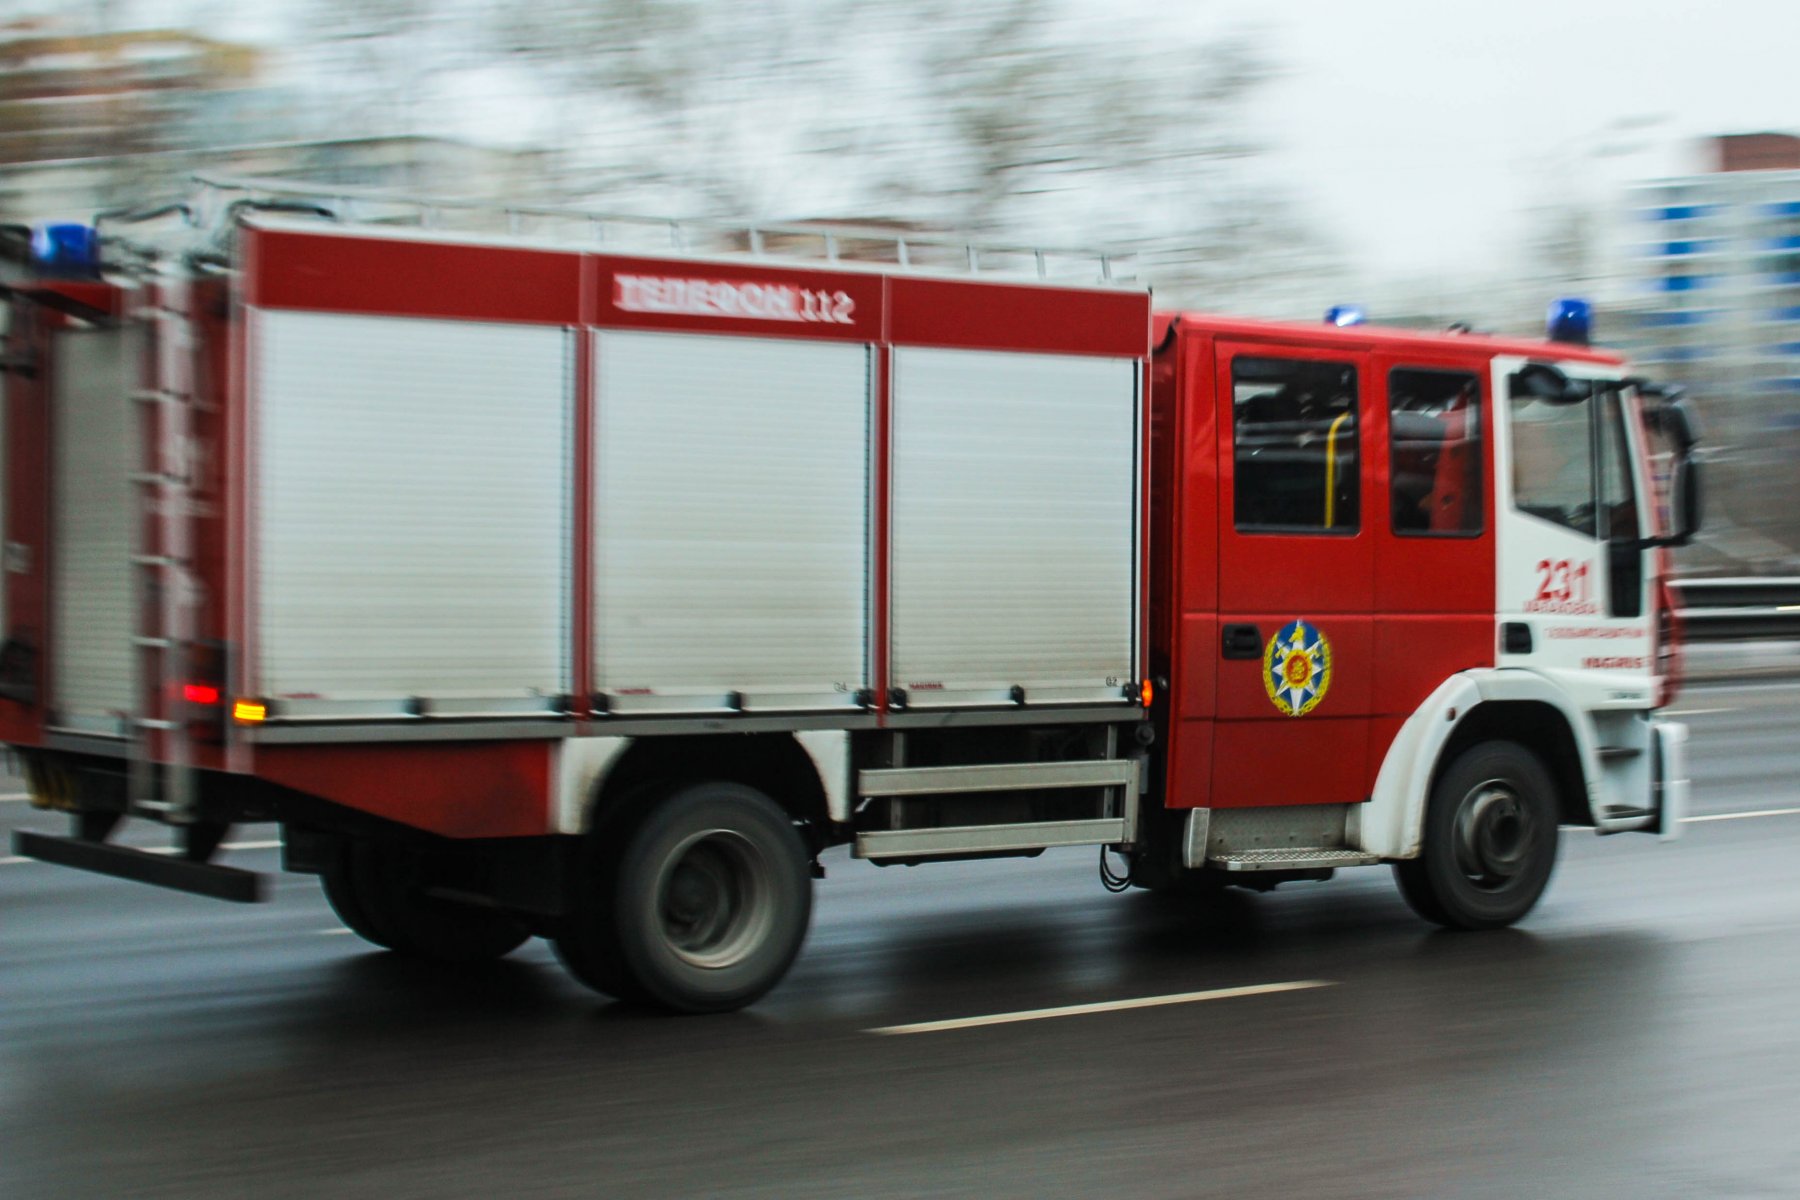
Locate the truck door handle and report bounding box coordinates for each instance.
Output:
[1221,624,1263,659]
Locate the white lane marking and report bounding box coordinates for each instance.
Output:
[867,980,1334,1036]
[0,838,281,867]
[1683,807,1800,824]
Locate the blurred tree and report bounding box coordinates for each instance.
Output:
[55,0,1337,304]
[480,0,1337,299]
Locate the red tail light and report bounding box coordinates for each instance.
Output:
[182,683,221,706]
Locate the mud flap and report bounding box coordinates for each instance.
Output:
[1651,720,1689,840]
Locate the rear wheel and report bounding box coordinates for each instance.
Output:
[321,840,530,963]
[555,781,813,1013]
[1394,740,1560,930]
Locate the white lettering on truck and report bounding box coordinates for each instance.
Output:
[615,274,856,325]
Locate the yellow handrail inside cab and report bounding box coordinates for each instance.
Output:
[1323,411,1352,528]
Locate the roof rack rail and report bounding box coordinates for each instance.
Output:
[190,172,1137,287]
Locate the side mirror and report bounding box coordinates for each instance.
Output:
[1645,396,1700,453]
[1670,453,1702,546]
[1636,449,1702,549]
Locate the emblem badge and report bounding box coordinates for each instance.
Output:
[1263,619,1333,717]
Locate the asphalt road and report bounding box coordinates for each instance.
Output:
[4,679,1799,1199]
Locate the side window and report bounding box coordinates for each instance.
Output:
[1389,368,1483,536]
[1232,356,1359,533]
[1508,387,1596,537]
[1598,392,1639,542]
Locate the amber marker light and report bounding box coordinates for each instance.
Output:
[232,699,268,723]
[1140,679,1154,708]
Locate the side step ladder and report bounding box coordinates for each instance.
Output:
[125,267,199,824]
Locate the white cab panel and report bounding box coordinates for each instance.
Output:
[52,326,137,729]
[1491,355,1653,712]
[890,348,1137,707]
[593,330,869,712]
[253,311,571,710]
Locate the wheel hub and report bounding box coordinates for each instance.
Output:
[1452,781,1533,889]
[656,830,773,970]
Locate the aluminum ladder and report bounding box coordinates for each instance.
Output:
[125,263,200,825]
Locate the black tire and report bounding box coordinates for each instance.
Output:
[1394,740,1560,931]
[326,840,530,963]
[319,847,396,949]
[556,781,813,1013]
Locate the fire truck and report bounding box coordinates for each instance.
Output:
[1,179,1700,1011]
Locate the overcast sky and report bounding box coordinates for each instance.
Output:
[58,0,1800,291]
[1191,0,1798,280]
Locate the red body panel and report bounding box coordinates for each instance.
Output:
[246,226,583,325]
[887,276,1149,357]
[254,741,552,839]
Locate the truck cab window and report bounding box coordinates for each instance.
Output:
[1508,384,1595,536]
[1389,368,1482,536]
[1232,356,1359,533]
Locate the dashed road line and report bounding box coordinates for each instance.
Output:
[1683,807,1800,824]
[867,980,1334,1035]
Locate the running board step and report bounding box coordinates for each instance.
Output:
[856,817,1128,860]
[11,830,267,903]
[1208,848,1381,872]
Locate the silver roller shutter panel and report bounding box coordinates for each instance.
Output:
[891,347,1138,707]
[52,326,138,730]
[254,311,571,712]
[594,330,870,713]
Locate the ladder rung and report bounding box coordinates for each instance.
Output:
[131,554,182,567]
[132,389,187,404]
[132,636,175,648]
[133,718,180,730]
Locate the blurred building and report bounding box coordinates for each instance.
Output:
[0,18,551,225]
[0,23,262,164]
[1625,133,1800,572]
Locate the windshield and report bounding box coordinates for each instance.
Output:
[1506,371,1641,544]
[1508,377,1596,536]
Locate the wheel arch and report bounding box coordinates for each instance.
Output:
[1362,669,1598,859]
[565,732,837,849]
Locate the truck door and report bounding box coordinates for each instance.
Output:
[1212,341,1374,808]
[1369,352,1495,770]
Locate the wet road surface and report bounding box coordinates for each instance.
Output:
[4,679,1799,1198]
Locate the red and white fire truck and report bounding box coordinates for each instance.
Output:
[1,179,1700,1011]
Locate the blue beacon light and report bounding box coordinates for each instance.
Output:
[1547,297,1592,345]
[29,222,102,276]
[1324,304,1367,327]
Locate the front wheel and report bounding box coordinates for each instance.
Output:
[1394,740,1560,930]
[555,781,813,1013]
